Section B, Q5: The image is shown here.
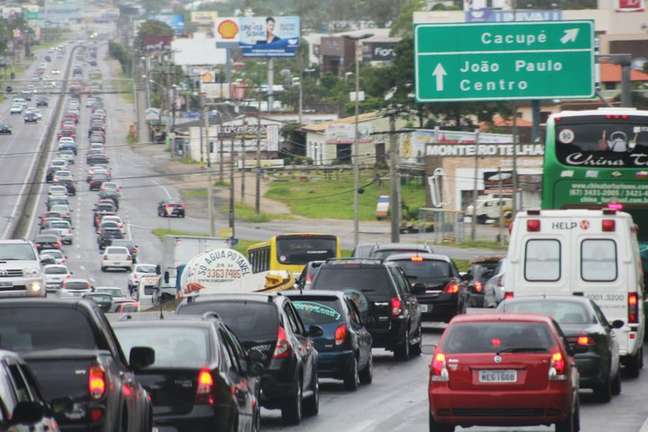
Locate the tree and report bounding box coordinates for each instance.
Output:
[390,0,426,37]
[134,20,174,51]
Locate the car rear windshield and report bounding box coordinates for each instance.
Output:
[290,298,344,326]
[114,326,209,369]
[390,259,452,284]
[0,308,98,352]
[371,249,427,260]
[0,244,36,260]
[500,300,595,325]
[135,265,157,273]
[276,236,337,265]
[106,247,128,255]
[45,266,67,274]
[312,267,392,299]
[66,281,89,290]
[179,301,278,345]
[442,322,554,354]
[471,262,500,283]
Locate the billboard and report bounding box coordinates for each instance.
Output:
[191,11,218,25]
[238,16,300,57]
[465,8,562,21]
[364,42,397,61]
[172,35,226,66]
[617,0,644,11]
[214,17,240,43]
[153,14,185,34]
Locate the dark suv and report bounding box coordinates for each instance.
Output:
[177,293,320,425]
[309,259,423,360]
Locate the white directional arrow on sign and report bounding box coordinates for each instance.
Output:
[433,63,447,92]
[560,28,579,44]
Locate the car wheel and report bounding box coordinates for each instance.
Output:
[626,349,642,378]
[395,328,411,361]
[411,326,422,356]
[429,412,454,432]
[158,209,164,217]
[593,372,612,403]
[281,377,303,425]
[303,371,319,416]
[555,398,579,432]
[359,353,373,385]
[611,368,622,396]
[343,356,360,391]
[100,266,106,272]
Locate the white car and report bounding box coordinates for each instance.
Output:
[101,246,133,272]
[39,249,66,265]
[100,215,125,234]
[9,104,23,114]
[45,220,73,244]
[51,69,61,75]
[59,278,92,298]
[43,264,71,292]
[47,185,68,198]
[127,263,158,293]
[95,286,130,302]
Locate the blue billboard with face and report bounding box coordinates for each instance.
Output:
[238,16,300,57]
[154,14,185,34]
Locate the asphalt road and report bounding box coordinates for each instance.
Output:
[0,47,69,238]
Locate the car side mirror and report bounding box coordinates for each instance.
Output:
[129,346,155,370]
[10,401,45,425]
[307,325,324,338]
[50,397,73,415]
[246,348,267,377]
[611,319,625,329]
[156,264,161,275]
[413,282,427,295]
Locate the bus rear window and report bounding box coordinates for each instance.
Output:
[555,119,648,167]
[581,239,617,282]
[525,239,561,282]
[276,236,337,265]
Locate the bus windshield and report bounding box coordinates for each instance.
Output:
[555,116,648,167]
[276,236,337,265]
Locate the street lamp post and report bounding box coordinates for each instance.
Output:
[344,33,373,249]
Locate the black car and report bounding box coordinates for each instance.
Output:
[36,97,49,107]
[0,350,64,431]
[88,155,109,166]
[284,290,373,390]
[98,227,124,250]
[111,314,264,432]
[460,256,503,310]
[497,296,623,402]
[24,112,39,123]
[384,253,465,322]
[309,259,423,360]
[89,173,109,191]
[177,293,321,425]
[0,123,12,134]
[158,200,185,217]
[295,261,325,291]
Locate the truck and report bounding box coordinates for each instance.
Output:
[0,299,154,431]
[160,235,228,296]
[0,240,46,298]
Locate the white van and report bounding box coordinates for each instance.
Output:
[505,209,645,376]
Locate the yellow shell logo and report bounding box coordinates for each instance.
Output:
[218,19,239,40]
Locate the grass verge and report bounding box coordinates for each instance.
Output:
[266,171,425,221]
[152,228,207,240]
[453,259,471,272]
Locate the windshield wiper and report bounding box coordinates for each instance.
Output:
[497,347,547,354]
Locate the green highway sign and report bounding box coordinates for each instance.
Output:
[414,21,594,102]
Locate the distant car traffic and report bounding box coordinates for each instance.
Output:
[158,200,186,217]
[0,123,12,134]
[101,246,133,272]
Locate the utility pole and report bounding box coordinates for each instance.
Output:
[240,132,246,202]
[199,94,205,166]
[512,103,519,216]
[389,111,400,243]
[298,49,303,126]
[144,56,151,108]
[170,84,177,157]
[268,59,274,112]
[229,137,236,239]
[255,94,262,215]
[470,130,480,242]
[498,167,504,245]
[219,122,224,184]
[352,39,361,248]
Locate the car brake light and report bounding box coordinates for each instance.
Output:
[473,281,482,293]
[444,281,459,294]
[390,297,403,317]
[88,365,106,399]
[628,292,639,324]
[602,219,616,232]
[335,324,347,345]
[504,291,514,300]
[411,255,423,263]
[272,326,291,359]
[577,335,594,346]
[195,369,215,405]
[548,352,566,380]
[527,219,541,231]
[430,351,449,382]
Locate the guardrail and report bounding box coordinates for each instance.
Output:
[6,44,79,239]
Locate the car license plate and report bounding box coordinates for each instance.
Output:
[0,281,12,288]
[478,370,517,383]
[420,304,431,313]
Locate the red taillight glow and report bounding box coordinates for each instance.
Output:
[504,291,514,300]
[527,219,541,232]
[196,369,215,406]
[444,282,459,295]
[551,352,566,376]
[411,255,423,263]
[272,326,291,359]
[606,114,630,120]
[390,297,403,317]
[88,365,106,400]
[473,281,483,293]
[602,219,616,232]
[577,336,593,346]
[335,324,348,346]
[89,407,104,423]
[430,352,449,382]
[491,337,501,348]
[629,292,639,324]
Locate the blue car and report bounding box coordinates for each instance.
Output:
[284,290,373,391]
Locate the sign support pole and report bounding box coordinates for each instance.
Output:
[229,138,236,239]
[512,103,519,216]
[267,59,274,112]
[470,130,480,242]
[256,94,262,215]
[389,111,400,243]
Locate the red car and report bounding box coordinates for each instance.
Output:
[428,314,580,432]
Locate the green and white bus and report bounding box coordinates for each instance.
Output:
[542,107,648,253]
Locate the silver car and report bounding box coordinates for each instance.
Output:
[43,264,71,292]
[483,258,507,308]
[59,278,92,298]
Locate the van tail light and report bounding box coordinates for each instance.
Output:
[527,219,541,232]
[504,291,514,300]
[473,281,483,293]
[602,219,616,232]
[195,368,215,405]
[88,365,106,399]
[628,292,639,324]
[444,281,459,295]
[430,351,449,382]
[390,297,403,317]
[272,326,291,359]
[335,324,348,346]
[548,351,567,381]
